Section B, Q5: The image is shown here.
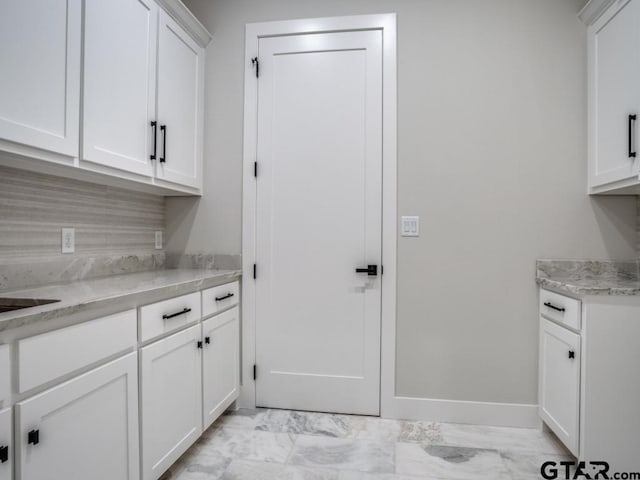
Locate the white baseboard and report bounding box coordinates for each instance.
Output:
[384,395,540,428]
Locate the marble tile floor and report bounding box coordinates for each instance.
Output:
[160,408,572,480]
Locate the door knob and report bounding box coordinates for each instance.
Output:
[355,265,378,276]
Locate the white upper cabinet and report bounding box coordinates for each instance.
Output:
[82,0,158,178]
[155,10,204,190]
[0,0,80,162]
[586,0,640,193]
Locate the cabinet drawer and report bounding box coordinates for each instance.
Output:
[140,292,201,342]
[202,281,239,318]
[539,289,581,330]
[0,345,9,404]
[18,309,137,393]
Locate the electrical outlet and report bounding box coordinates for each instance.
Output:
[62,228,75,253]
[155,231,163,250]
[401,216,420,237]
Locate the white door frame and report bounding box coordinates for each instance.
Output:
[240,13,397,417]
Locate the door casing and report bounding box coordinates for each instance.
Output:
[240,13,397,417]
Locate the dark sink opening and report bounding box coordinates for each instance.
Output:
[0,298,61,313]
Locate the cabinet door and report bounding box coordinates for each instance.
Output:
[589,0,640,188]
[539,318,580,456]
[15,353,139,480]
[155,10,204,190]
[82,0,157,177]
[203,307,240,430]
[0,408,12,480]
[141,325,202,480]
[0,0,80,159]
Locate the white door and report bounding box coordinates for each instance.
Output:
[539,318,581,456]
[0,408,11,480]
[15,353,139,480]
[590,0,640,187]
[141,325,202,480]
[203,307,240,429]
[155,10,203,189]
[255,30,383,415]
[82,0,157,177]
[0,0,80,158]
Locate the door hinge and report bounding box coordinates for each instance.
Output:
[251,57,259,78]
[254,161,258,177]
[0,445,8,463]
[253,364,257,380]
[253,263,257,279]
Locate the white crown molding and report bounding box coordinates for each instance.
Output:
[156,0,212,47]
[579,0,617,25]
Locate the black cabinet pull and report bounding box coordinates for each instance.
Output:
[355,265,378,276]
[159,125,167,163]
[568,350,575,359]
[150,121,157,160]
[215,293,234,302]
[543,302,565,313]
[205,336,210,344]
[197,340,203,349]
[630,114,637,158]
[162,308,191,320]
[0,445,8,463]
[28,429,39,446]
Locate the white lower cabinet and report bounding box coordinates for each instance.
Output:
[141,324,203,480]
[15,352,139,480]
[0,408,12,480]
[203,307,240,429]
[539,317,581,456]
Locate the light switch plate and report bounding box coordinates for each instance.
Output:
[401,216,420,237]
[155,231,163,250]
[62,228,75,253]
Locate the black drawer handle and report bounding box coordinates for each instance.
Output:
[150,121,157,160]
[629,114,637,158]
[162,308,191,320]
[215,293,235,302]
[0,445,8,463]
[355,265,378,276]
[205,336,210,344]
[160,124,167,163]
[543,302,565,313]
[568,350,575,359]
[28,429,39,446]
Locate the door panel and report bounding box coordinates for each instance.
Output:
[592,0,640,185]
[0,0,80,157]
[539,318,580,456]
[82,0,157,176]
[155,11,202,189]
[255,30,383,415]
[15,353,139,480]
[141,325,202,480]
[0,408,11,480]
[203,307,240,429]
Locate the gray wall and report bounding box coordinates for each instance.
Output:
[167,0,638,404]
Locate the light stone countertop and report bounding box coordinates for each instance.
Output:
[536,259,640,296]
[0,268,241,333]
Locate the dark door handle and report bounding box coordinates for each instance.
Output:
[543,302,565,313]
[215,293,235,302]
[205,336,210,344]
[162,308,191,320]
[150,121,157,160]
[0,445,8,463]
[160,124,167,163]
[630,114,637,158]
[355,265,378,276]
[28,429,39,445]
[568,350,575,359]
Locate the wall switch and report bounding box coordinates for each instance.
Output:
[401,216,420,237]
[155,231,163,250]
[62,228,75,253]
